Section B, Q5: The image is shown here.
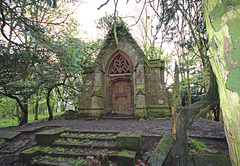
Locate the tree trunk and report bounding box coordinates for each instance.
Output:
[46,89,53,121]
[187,68,191,106]
[18,99,28,126]
[60,100,67,112]
[171,62,182,162]
[171,67,219,165]
[201,57,210,92]
[34,100,39,120]
[16,103,20,121]
[203,1,240,165]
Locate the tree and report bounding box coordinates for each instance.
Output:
[0,0,92,124]
[203,0,240,165]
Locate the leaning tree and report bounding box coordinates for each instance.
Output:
[203,0,240,165]
[97,0,239,165]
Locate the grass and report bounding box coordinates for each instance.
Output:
[0,111,63,128]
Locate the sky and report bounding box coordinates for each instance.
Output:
[67,0,175,85]
[70,0,144,40]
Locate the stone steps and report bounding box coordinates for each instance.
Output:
[19,129,139,166]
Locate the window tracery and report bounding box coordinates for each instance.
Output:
[109,54,131,74]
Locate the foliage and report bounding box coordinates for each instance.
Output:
[178,48,207,106]
[190,140,207,153]
[97,14,145,56]
[0,111,63,127]
[139,117,146,121]
[0,0,100,125]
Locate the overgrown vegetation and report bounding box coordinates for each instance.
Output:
[190,140,207,153]
[0,0,100,125]
[97,14,145,57]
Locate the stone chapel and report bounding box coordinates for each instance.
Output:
[78,25,170,118]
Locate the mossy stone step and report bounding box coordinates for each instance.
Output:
[148,131,171,166]
[0,130,21,140]
[19,129,141,165]
[35,127,66,145]
[64,130,120,135]
[52,141,117,150]
[40,147,119,161]
[117,150,136,166]
[192,153,231,166]
[31,155,87,166]
[19,146,40,162]
[117,133,141,153]
[20,145,119,165]
[60,131,119,141]
[59,135,117,141]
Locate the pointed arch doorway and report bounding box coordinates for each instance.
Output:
[107,50,133,115]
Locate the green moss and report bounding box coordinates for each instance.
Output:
[0,131,21,139]
[210,1,240,31]
[19,146,40,162]
[226,17,240,95]
[21,146,40,154]
[35,128,66,145]
[135,109,147,118]
[192,154,231,166]
[226,68,240,95]
[117,133,141,153]
[148,131,171,166]
[39,128,66,135]
[210,2,227,31]
[147,106,170,117]
[227,18,240,63]
[91,87,103,97]
[190,140,207,153]
[0,138,5,147]
[117,150,136,166]
[100,18,147,66]
[118,150,136,158]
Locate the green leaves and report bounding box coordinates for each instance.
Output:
[0,0,101,124]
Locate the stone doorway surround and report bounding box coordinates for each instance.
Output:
[106,50,133,115]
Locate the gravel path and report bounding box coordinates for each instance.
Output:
[1,116,225,138]
[0,116,228,166]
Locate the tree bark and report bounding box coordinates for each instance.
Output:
[0,92,28,125]
[34,100,39,120]
[203,1,240,165]
[171,66,219,165]
[20,101,28,126]
[60,100,67,112]
[187,67,191,106]
[201,56,210,92]
[46,88,53,121]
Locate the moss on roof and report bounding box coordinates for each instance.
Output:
[101,19,145,57]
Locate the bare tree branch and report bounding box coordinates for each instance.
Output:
[97,0,110,10]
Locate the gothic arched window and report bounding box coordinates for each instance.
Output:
[109,54,131,74]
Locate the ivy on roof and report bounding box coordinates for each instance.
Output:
[102,17,145,57]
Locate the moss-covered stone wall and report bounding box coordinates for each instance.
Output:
[78,73,95,109]
[78,25,170,118]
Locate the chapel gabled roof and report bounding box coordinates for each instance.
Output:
[99,20,153,67]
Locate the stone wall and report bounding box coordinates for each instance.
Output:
[78,36,170,118]
[145,63,170,117]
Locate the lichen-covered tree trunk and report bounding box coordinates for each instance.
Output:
[203,1,240,165]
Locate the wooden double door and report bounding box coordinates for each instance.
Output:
[112,81,131,115]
